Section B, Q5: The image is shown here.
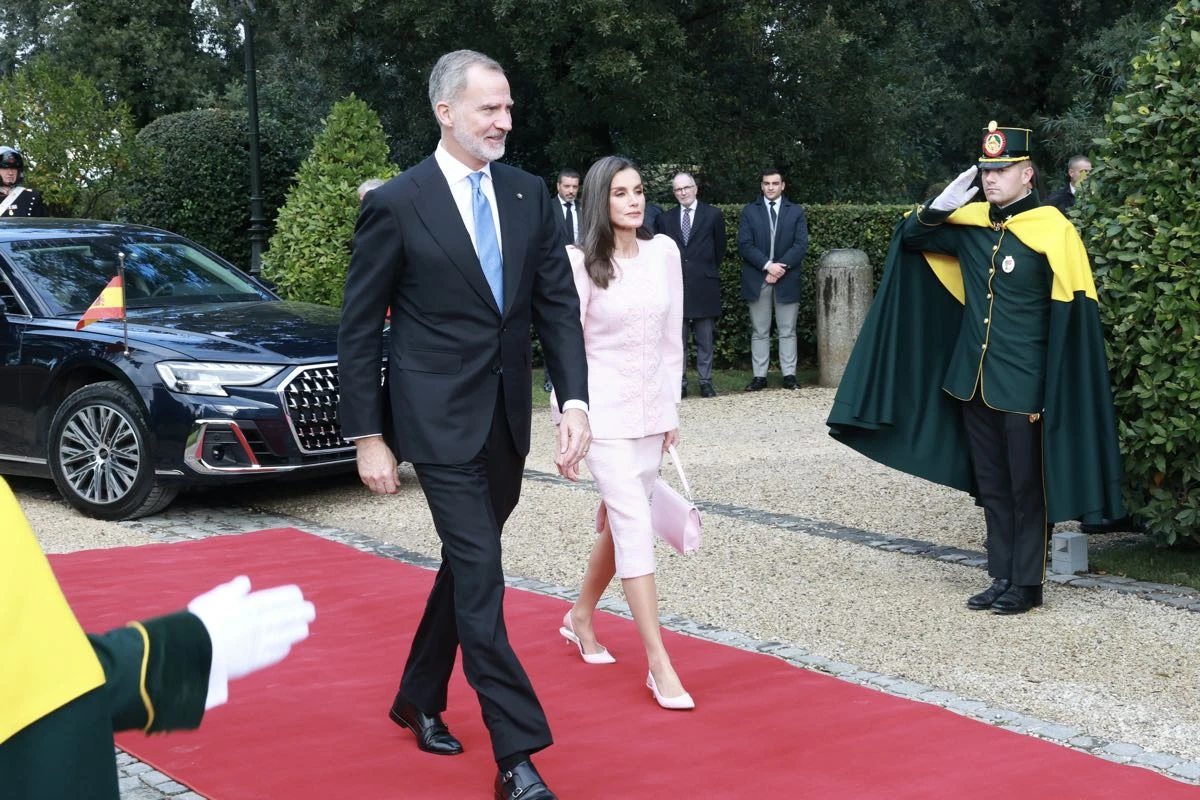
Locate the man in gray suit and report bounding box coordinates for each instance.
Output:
[659,172,725,397]
[736,168,809,391]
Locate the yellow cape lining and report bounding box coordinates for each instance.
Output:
[922,202,1099,304]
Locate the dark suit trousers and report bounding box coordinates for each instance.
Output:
[682,317,715,383]
[961,396,1048,586]
[400,385,551,761]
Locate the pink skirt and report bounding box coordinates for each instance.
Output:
[586,435,664,579]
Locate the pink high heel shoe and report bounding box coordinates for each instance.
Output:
[647,671,695,710]
[558,611,616,664]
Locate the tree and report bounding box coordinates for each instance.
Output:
[261,95,396,306]
[1,0,238,128]
[0,55,141,218]
[1038,10,1164,184]
[1074,0,1200,544]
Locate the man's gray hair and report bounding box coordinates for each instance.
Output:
[428,50,505,114]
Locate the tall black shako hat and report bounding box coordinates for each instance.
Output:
[978,121,1032,170]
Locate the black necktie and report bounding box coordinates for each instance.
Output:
[681,206,692,246]
[564,202,574,242]
[769,200,777,227]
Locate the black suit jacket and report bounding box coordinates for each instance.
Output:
[0,187,46,217]
[736,195,809,304]
[643,202,664,234]
[658,202,725,318]
[338,155,588,465]
[1045,186,1075,213]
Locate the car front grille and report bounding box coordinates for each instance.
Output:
[281,364,352,453]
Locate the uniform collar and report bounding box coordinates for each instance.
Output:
[989,190,1040,224]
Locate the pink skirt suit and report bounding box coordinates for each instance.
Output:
[553,235,684,578]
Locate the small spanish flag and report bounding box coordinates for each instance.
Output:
[75,276,125,331]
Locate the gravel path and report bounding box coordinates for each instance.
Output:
[16,385,1200,774]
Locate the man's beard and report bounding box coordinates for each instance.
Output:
[454,126,505,164]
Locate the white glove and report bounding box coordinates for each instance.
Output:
[930,165,980,211]
[187,575,316,710]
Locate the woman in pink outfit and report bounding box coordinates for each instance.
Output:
[551,155,692,709]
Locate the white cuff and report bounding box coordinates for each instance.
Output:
[561,399,589,415]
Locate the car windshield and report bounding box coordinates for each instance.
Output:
[5,233,271,314]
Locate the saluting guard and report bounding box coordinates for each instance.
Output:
[828,122,1124,615]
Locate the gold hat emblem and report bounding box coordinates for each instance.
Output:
[982,130,1007,158]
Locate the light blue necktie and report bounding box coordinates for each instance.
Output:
[468,171,504,311]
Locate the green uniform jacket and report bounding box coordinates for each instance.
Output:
[826,202,1125,523]
[1,612,211,800]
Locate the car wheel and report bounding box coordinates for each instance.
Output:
[48,380,179,520]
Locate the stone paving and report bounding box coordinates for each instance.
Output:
[108,474,1200,799]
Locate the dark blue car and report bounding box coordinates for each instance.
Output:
[0,219,366,519]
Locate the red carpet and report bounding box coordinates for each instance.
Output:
[50,529,1197,799]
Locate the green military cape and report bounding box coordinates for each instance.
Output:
[826,204,1125,523]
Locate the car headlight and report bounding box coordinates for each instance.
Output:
[156,361,283,397]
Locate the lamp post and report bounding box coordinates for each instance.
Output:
[242,1,266,275]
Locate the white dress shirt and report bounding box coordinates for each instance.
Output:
[558,196,579,243]
[435,142,503,253]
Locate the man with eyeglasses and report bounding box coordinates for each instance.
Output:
[659,172,725,397]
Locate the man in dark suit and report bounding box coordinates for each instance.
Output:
[553,168,580,245]
[337,50,591,800]
[659,172,725,397]
[736,168,809,391]
[1044,154,1091,214]
[543,168,581,393]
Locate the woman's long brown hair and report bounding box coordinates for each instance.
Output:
[578,155,654,289]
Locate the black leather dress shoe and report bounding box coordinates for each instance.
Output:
[991,584,1043,615]
[966,578,1011,610]
[495,760,556,800]
[745,377,768,392]
[700,382,716,398]
[681,382,689,398]
[388,696,463,755]
[782,375,797,390]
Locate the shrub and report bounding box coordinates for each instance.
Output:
[261,95,396,306]
[1074,0,1200,544]
[122,109,297,269]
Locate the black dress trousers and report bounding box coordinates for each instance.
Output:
[961,395,1048,586]
[400,385,551,762]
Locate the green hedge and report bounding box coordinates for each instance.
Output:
[709,203,906,368]
[121,109,297,269]
[1074,0,1200,544]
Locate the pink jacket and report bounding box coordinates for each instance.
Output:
[552,234,684,439]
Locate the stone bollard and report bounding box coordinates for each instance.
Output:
[1051,531,1088,575]
[816,248,873,388]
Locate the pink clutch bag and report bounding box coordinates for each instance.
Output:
[651,445,701,554]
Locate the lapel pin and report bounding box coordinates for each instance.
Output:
[516,192,523,199]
